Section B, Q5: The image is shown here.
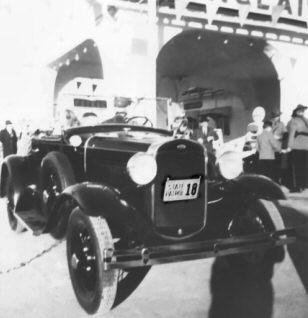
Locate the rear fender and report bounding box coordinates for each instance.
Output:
[0,155,34,198]
[52,182,149,238]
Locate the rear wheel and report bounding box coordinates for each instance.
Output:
[40,151,75,238]
[66,208,149,314]
[228,199,285,280]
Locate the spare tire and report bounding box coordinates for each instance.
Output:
[40,151,75,238]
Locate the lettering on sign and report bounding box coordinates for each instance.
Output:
[163,178,201,202]
[217,0,308,21]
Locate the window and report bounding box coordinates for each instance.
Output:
[74,98,107,108]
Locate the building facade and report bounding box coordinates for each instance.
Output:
[47,0,308,140]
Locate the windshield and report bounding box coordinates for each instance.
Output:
[64,124,173,144]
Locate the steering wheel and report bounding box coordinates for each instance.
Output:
[126,116,153,127]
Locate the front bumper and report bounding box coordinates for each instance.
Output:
[103,228,296,270]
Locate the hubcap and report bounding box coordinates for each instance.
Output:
[70,226,98,293]
[43,173,61,205]
[71,253,79,270]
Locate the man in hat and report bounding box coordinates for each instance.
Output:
[287,104,308,192]
[0,120,18,158]
[270,109,286,184]
[192,116,218,179]
[193,116,218,151]
[271,110,286,142]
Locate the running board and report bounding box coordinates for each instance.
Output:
[103,228,296,270]
[14,186,47,235]
[15,209,47,235]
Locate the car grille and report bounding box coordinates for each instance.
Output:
[152,139,207,237]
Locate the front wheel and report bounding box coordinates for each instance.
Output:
[66,208,150,314]
[227,199,285,280]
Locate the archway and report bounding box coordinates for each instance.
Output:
[50,39,104,116]
[157,29,280,139]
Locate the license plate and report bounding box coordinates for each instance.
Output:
[163,178,201,202]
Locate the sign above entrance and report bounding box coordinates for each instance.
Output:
[173,0,308,24]
[157,0,308,43]
[102,0,308,43]
[220,0,308,22]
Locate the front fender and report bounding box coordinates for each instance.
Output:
[206,174,286,240]
[235,174,286,200]
[53,182,149,238]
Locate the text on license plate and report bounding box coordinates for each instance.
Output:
[163,178,201,202]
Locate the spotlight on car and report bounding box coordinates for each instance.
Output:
[127,152,157,185]
[216,150,243,180]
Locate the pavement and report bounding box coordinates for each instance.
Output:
[0,192,308,318]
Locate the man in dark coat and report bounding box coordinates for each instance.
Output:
[192,116,218,153]
[192,116,218,179]
[286,104,308,192]
[0,120,18,158]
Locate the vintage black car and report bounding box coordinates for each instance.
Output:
[0,122,296,315]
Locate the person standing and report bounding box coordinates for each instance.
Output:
[256,120,280,180]
[0,120,18,158]
[173,117,192,139]
[270,110,286,183]
[287,104,308,192]
[271,110,286,141]
[243,106,266,174]
[192,117,218,179]
[193,117,218,153]
[64,109,80,128]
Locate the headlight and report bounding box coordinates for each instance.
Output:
[127,152,157,185]
[216,150,243,180]
[69,135,82,147]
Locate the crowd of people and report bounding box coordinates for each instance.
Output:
[171,115,219,152]
[171,104,308,193]
[255,104,308,192]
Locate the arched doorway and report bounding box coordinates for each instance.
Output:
[51,39,105,118]
[157,29,280,139]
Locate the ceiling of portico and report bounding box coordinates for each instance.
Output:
[156,29,280,109]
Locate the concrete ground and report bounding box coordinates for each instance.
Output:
[0,193,308,318]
